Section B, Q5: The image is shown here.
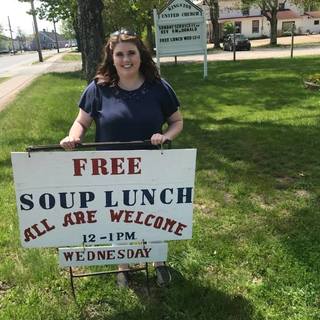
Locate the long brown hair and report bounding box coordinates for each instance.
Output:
[95,31,160,86]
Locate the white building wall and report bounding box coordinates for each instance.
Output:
[301,16,320,33]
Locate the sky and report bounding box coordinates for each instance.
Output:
[0,0,61,37]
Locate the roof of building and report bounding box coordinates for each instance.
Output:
[305,11,320,18]
[40,30,67,42]
[218,15,263,22]
[275,9,301,20]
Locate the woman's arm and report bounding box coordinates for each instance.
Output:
[60,109,93,150]
[151,110,183,145]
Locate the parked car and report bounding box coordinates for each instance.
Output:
[223,34,251,51]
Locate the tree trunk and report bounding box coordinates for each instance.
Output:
[208,6,214,43]
[146,17,154,53]
[72,15,82,53]
[208,0,220,48]
[212,0,220,48]
[270,11,278,45]
[77,0,105,83]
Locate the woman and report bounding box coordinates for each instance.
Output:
[60,29,183,288]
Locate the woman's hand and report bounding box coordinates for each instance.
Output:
[60,136,81,150]
[150,133,169,145]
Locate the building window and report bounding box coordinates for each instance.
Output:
[252,20,259,33]
[282,21,295,34]
[242,8,249,16]
[235,21,241,33]
[315,20,320,25]
[279,3,285,10]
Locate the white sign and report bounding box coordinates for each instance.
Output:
[154,0,207,77]
[11,149,197,248]
[59,243,168,267]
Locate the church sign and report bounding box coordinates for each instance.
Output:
[153,0,207,77]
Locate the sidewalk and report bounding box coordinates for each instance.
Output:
[0,52,81,112]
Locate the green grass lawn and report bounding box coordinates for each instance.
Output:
[0,77,10,84]
[62,53,81,61]
[1,56,320,320]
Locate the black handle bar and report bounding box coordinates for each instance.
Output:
[26,140,172,153]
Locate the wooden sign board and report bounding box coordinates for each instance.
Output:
[11,149,197,248]
[59,243,168,267]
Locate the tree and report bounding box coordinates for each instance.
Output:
[16,27,27,51]
[37,0,80,50]
[242,0,282,45]
[291,0,320,11]
[102,0,167,51]
[77,0,105,82]
[131,0,168,50]
[19,0,43,61]
[203,0,220,48]
[60,18,76,40]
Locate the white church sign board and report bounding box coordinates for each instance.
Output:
[153,0,207,77]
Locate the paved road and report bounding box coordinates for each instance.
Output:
[0,50,73,111]
[0,49,69,77]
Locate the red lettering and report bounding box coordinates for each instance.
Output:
[128,157,141,174]
[74,211,85,224]
[24,219,56,242]
[40,219,55,232]
[62,211,97,227]
[144,214,155,226]
[87,210,97,223]
[162,218,177,232]
[73,158,87,176]
[92,158,108,175]
[134,211,144,224]
[109,209,124,222]
[174,223,187,236]
[24,228,37,242]
[124,210,134,223]
[111,157,125,175]
[153,216,164,229]
[62,213,75,227]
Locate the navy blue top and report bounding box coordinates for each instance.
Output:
[78,79,180,149]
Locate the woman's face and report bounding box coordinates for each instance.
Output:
[112,42,141,80]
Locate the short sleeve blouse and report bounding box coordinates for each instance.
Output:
[78,79,180,148]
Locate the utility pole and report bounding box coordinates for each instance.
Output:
[53,19,59,53]
[7,16,15,54]
[30,0,43,62]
